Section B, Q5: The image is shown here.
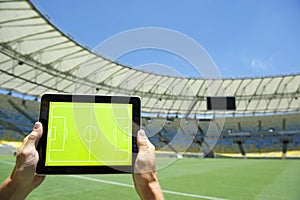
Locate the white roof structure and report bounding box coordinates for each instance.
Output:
[0,0,299,117]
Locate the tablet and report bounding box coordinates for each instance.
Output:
[36,94,140,174]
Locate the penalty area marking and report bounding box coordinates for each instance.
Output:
[69,175,227,200]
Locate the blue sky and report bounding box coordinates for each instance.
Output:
[31,0,300,78]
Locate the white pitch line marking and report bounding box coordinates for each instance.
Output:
[0,160,15,165]
[70,175,227,200]
[69,175,134,188]
[0,161,226,200]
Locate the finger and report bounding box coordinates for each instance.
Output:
[137,129,148,144]
[136,130,148,149]
[30,122,43,148]
[32,174,46,189]
[136,130,155,153]
[20,122,43,152]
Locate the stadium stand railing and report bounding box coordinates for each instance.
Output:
[0,94,39,141]
[1,93,299,158]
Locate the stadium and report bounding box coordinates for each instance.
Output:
[0,0,299,199]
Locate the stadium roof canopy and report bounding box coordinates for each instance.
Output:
[0,0,299,117]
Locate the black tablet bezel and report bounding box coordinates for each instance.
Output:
[36,94,140,174]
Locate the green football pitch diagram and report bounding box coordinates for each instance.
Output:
[46,102,132,166]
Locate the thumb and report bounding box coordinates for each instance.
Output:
[17,122,43,164]
[26,122,43,148]
[136,130,155,153]
[136,130,148,148]
[29,122,43,147]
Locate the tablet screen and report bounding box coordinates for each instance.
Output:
[37,94,140,174]
[46,102,132,166]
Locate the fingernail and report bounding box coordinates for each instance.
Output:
[138,130,145,137]
[34,122,40,129]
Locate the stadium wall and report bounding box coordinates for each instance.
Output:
[0,93,299,158]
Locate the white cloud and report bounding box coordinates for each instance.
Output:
[250,56,273,72]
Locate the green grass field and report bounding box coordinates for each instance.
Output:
[1,156,300,200]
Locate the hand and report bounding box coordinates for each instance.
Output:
[133,130,164,200]
[0,122,46,199]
